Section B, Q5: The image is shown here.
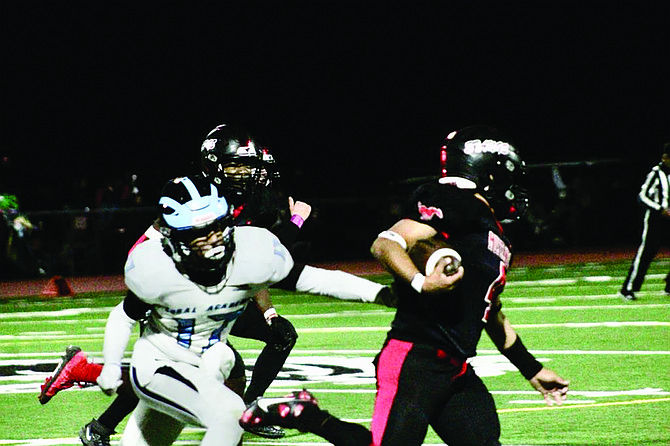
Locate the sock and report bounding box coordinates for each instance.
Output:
[311,412,372,446]
[97,381,139,430]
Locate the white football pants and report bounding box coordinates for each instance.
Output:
[121,338,244,446]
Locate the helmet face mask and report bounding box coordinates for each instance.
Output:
[165,221,234,284]
[440,126,529,221]
[159,176,234,286]
[219,161,263,194]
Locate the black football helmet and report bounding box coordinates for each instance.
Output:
[158,175,235,286]
[200,124,278,198]
[439,125,529,220]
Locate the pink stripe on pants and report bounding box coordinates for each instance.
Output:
[370,339,413,446]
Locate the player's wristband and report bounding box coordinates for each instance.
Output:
[264,307,278,325]
[503,336,543,380]
[290,214,305,229]
[410,273,425,293]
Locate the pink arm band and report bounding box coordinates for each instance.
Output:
[290,214,305,228]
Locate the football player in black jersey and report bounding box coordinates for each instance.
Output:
[201,124,394,438]
[241,125,569,446]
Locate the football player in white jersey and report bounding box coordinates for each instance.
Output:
[39,124,396,444]
[98,175,294,446]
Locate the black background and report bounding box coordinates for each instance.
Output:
[0,4,670,258]
[1,7,669,274]
[3,9,668,207]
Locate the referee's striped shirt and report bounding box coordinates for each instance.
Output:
[639,164,670,212]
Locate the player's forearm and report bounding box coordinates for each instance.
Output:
[486,310,543,380]
[485,310,517,351]
[102,302,137,367]
[371,236,420,284]
[253,288,274,314]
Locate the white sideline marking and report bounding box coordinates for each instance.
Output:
[0,441,512,446]
[2,319,669,342]
[1,302,668,324]
[0,307,114,319]
[504,303,670,311]
[3,348,668,359]
[0,439,605,446]
[513,321,670,328]
[263,387,670,397]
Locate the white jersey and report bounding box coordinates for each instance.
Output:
[124,225,293,364]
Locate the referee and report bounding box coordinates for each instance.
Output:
[620,143,670,300]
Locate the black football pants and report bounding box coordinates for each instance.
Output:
[622,210,670,294]
[229,303,293,403]
[371,338,501,446]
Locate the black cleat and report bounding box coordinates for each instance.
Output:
[79,418,115,446]
[244,425,286,438]
[240,389,319,432]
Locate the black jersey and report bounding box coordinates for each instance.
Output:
[231,187,300,249]
[389,182,513,359]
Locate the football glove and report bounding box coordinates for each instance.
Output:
[268,315,298,352]
[96,363,122,396]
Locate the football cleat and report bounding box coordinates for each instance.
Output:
[38,345,99,404]
[79,418,115,446]
[244,425,286,439]
[240,389,319,432]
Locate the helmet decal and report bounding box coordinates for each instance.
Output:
[463,139,512,156]
[159,177,229,230]
[439,125,529,221]
[158,175,235,287]
[202,139,217,152]
[232,140,257,157]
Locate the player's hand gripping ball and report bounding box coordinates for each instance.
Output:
[409,238,462,276]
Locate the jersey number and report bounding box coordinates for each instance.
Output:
[176,309,244,350]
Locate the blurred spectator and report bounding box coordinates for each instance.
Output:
[0,193,41,278]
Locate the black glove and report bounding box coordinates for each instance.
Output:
[268,315,298,352]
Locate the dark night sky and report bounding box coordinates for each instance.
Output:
[3,10,669,210]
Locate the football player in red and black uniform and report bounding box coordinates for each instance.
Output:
[201,125,393,438]
[241,125,569,446]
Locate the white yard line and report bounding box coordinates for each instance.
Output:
[2,319,669,342]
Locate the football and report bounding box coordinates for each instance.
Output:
[408,238,462,276]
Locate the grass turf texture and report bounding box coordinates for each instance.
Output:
[1,258,669,445]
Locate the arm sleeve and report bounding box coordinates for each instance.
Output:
[272,221,301,249]
[102,301,138,368]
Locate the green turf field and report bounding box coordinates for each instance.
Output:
[1,258,669,445]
